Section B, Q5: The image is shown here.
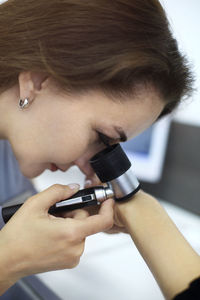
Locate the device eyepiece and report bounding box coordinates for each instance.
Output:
[90,143,131,183]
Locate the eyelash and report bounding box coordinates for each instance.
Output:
[96,131,111,146]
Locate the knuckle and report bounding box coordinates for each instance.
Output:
[23,195,35,207]
[65,228,77,242]
[51,184,66,197]
[52,184,64,191]
[74,243,85,258]
[74,244,85,260]
[82,210,89,218]
[76,209,89,219]
[69,258,80,269]
[79,243,85,257]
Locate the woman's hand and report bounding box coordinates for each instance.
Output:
[84,177,127,233]
[0,184,114,291]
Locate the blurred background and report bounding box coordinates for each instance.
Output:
[1,0,199,299]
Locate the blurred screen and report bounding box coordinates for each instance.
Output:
[121,116,171,183]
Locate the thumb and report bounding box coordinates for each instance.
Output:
[29,183,80,212]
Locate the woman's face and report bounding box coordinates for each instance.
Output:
[7,80,164,179]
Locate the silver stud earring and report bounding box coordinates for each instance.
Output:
[18,98,30,110]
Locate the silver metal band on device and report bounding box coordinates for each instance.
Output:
[110,167,140,200]
[94,186,114,204]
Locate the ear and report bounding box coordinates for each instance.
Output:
[18,71,49,102]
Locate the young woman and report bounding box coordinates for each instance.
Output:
[0,0,198,298]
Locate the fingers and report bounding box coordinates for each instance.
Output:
[27,184,80,212]
[104,225,128,234]
[83,205,100,216]
[84,175,102,188]
[77,199,114,237]
[60,209,89,220]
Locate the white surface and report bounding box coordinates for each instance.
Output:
[160,0,200,127]
[37,233,164,300]
[33,168,200,300]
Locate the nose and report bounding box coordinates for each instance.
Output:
[73,144,108,179]
[73,157,95,178]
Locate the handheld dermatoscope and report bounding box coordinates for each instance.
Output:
[2,144,140,224]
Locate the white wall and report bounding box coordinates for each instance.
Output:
[160,0,200,127]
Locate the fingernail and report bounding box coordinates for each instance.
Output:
[85,180,92,186]
[68,183,80,190]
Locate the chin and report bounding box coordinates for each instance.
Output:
[20,165,46,179]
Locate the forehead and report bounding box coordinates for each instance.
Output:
[83,88,164,139]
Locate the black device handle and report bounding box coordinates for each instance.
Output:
[2,187,98,224]
[49,199,97,215]
[2,204,23,224]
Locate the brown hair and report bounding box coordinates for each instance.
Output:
[0,0,193,114]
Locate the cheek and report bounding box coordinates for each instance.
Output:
[19,163,48,179]
[30,112,88,162]
[47,131,90,164]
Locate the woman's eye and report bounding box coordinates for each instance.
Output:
[96,131,110,146]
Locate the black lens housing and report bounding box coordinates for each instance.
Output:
[90,144,131,183]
